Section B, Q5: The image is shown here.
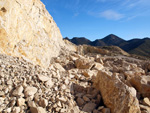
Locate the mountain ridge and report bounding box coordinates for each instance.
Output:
[64,34,150,57]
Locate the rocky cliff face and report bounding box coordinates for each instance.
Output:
[0,0,64,67]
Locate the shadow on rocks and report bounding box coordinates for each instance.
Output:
[71,83,105,113]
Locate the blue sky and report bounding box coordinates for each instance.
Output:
[41,0,150,41]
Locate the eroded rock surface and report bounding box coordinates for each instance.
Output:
[94,70,141,113]
[0,0,64,68]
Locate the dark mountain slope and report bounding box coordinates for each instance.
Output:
[64,35,150,57]
[101,34,126,46]
[128,38,150,57]
[90,39,106,46]
[67,37,91,45]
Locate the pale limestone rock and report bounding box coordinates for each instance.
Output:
[130,76,150,97]
[82,102,96,112]
[56,101,62,107]
[0,97,4,105]
[58,97,66,102]
[92,62,104,70]
[24,86,37,97]
[17,98,25,106]
[13,86,24,96]
[143,98,150,107]
[45,79,53,88]
[0,0,65,68]
[64,79,69,85]
[64,39,77,52]
[70,106,80,113]
[60,108,66,113]
[12,107,20,113]
[61,84,67,90]
[52,63,65,72]
[94,70,141,113]
[140,105,150,113]
[98,106,104,111]
[82,70,98,78]
[30,107,47,113]
[6,108,11,112]
[75,58,94,69]
[38,75,50,82]
[0,91,4,96]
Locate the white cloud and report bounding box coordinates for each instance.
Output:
[100,10,124,20]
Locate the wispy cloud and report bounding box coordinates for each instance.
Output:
[73,12,79,17]
[100,10,124,20]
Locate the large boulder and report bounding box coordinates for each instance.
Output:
[130,76,150,97]
[0,0,64,67]
[94,70,141,113]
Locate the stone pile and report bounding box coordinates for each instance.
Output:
[0,52,108,113]
[0,46,150,113]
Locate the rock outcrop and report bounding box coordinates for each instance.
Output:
[94,70,141,113]
[0,0,64,68]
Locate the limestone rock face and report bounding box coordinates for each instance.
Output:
[94,70,141,113]
[0,0,64,67]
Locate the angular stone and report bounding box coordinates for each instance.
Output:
[75,58,94,69]
[45,79,53,88]
[130,76,150,97]
[82,102,96,112]
[140,105,150,113]
[38,75,50,82]
[94,70,141,113]
[143,98,150,107]
[12,107,20,113]
[6,108,11,113]
[53,63,65,72]
[58,97,66,102]
[98,106,104,111]
[0,97,4,105]
[30,107,47,113]
[77,97,84,107]
[17,98,25,106]
[0,91,4,96]
[24,86,37,97]
[13,86,24,96]
[61,84,66,90]
[64,79,69,85]
[92,62,104,70]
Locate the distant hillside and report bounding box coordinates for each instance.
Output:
[64,37,91,45]
[65,34,150,57]
[101,34,126,46]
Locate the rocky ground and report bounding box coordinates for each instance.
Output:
[0,48,150,113]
